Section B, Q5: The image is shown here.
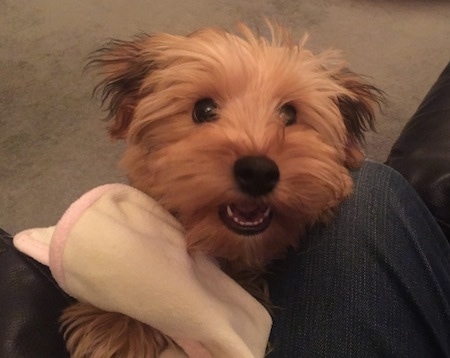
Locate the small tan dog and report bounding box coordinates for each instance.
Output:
[61,22,382,357]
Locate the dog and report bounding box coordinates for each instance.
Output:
[60,22,382,357]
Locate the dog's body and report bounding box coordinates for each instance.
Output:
[61,23,382,357]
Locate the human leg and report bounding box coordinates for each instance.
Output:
[267,161,450,357]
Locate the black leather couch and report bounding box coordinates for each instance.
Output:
[386,61,450,239]
[0,227,72,357]
[1,61,449,357]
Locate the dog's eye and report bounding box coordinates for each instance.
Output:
[279,103,297,126]
[193,98,218,123]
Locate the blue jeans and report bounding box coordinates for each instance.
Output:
[267,161,450,357]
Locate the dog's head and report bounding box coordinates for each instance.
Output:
[89,23,382,268]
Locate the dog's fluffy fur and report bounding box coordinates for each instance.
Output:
[61,23,382,357]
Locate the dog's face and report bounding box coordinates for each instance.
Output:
[91,24,381,268]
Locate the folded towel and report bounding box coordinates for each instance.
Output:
[13,184,272,358]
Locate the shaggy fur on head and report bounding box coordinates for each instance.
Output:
[62,23,383,357]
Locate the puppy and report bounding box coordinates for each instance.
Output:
[61,23,382,357]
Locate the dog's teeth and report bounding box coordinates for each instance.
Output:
[226,204,271,228]
[235,218,265,227]
[233,216,258,227]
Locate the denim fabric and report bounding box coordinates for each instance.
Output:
[267,161,450,357]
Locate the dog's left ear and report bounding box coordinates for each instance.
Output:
[333,68,384,168]
[87,35,155,140]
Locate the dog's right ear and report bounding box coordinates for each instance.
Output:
[87,35,154,139]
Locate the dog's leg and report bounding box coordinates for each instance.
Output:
[61,302,178,358]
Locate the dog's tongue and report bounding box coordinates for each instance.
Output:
[229,203,268,222]
[220,202,272,235]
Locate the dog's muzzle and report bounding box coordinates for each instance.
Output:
[219,156,279,236]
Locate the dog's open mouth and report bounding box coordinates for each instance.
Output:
[219,202,272,236]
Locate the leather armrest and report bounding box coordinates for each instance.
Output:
[0,229,72,358]
[386,61,450,239]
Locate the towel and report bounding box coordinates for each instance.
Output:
[13,184,272,357]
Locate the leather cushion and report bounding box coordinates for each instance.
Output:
[0,228,72,358]
[386,61,450,239]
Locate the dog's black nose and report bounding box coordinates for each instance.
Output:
[233,155,280,196]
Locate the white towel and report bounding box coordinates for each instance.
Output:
[13,184,272,358]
